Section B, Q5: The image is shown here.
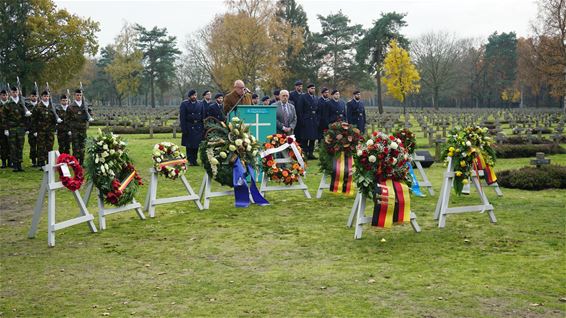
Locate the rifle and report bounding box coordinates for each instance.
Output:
[45,82,63,123]
[79,82,94,122]
[15,77,32,117]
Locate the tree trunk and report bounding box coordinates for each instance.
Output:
[376,72,383,114]
[433,87,439,110]
[150,76,155,108]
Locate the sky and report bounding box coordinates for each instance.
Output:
[55,0,539,52]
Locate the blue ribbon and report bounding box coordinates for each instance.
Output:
[233,157,269,208]
[407,162,425,197]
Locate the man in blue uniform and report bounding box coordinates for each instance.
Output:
[180,89,205,166]
[296,83,319,159]
[317,87,330,139]
[321,89,347,131]
[346,90,366,133]
[289,80,303,140]
[206,93,225,121]
[261,96,270,105]
[201,90,212,106]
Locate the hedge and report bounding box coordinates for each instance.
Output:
[498,165,566,190]
[493,144,566,158]
[103,126,178,134]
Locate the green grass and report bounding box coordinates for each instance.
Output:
[1,127,565,317]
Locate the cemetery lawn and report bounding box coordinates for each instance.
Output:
[1,129,565,318]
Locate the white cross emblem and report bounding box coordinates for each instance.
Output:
[244,113,271,141]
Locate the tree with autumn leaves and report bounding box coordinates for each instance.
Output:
[381,39,421,114]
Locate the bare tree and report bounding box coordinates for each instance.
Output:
[410,31,461,109]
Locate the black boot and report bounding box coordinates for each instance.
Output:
[1,159,6,168]
[31,159,37,167]
[13,162,24,172]
[37,161,45,171]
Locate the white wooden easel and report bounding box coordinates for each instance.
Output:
[198,172,234,209]
[316,173,331,198]
[412,153,434,196]
[347,192,421,239]
[461,170,503,197]
[143,167,203,217]
[28,151,97,247]
[259,152,311,198]
[434,157,496,228]
[83,181,145,230]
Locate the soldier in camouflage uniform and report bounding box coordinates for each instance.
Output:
[32,91,57,168]
[56,94,72,155]
[4,86,31,172]
[26,90,39,166]
[0,89,10,168]
[68,89,90,164]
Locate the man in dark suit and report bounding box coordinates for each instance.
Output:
[318,87,330,139]
[321,89,346,130]
[274,90,296,135]
[296,83,319,159]
[346,90,366,133]
[180,89,205,166]
[206,93,225,121]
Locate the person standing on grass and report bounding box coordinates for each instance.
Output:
[0,89,10,168]
[180,89,205,166]
[56,94,72,155]
[32,91,57,168]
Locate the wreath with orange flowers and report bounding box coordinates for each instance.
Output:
[261,133,306,185]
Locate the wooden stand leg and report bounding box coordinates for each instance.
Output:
[347,192,361,227]
[28,171,48,238]
[47,185,56,247]
[354,195,366,239]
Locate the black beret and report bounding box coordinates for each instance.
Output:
[10,86,17,91]
[353,90,360,95]
[0,90,6,94]
[273,89,280,96]
[252,93,258,99]
[321,87,329,94]
[187,90,196,97]
[41,91,49,96]
[202,90,210,97]
[307,83,315,89]
[30,90,37,95]
[261,96,270,102]
[214,93,223,99]
[60,94,68,100]
[331,89,339,95]
[74,89,83,94]
[294,80,303,86]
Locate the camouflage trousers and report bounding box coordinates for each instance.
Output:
[0,134,9,160]
[8,127,25,164]
[28,132,37,162]
[71,128,87,164]
[57,130,71,155]
[36,131,55,163]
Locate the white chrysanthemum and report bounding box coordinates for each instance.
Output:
[101,151,109,158]
[153,144,160,150]
[366,139,374,146]
[390,142,398,149]
[252,150,258,156]
[244,138,250,145]
[392,158,397,164]
[357,150,363,156]
[466,140,472,147]
[231,117,240,122]
[369,155,376,163]
[229,145,237,151]
[100,165,106,173]
[103,144,109,150]
[235,139,243,146]
[109,149,115,155]
[220,152,227,159]
[156,158,161,163]
[210,158,219,165]
[246,145,252,152]
[95,156,99,164]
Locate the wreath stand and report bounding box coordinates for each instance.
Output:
[259,152,311,198]
[28,151,97,247]
[198,172,234,210]
[412,153,434,196]
[144,167,203,217]
[461,170,503,197]
[434,157,496,228]
[83,181,145,230]
[316,173,331,198]
[347,192,421,239]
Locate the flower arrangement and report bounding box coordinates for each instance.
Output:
[261,134,305,185]
[441,126,497,194]
[152,142,187,180]
[199,117,260,187]
[56,153,84,191]
[84,129,143,206]
[353,131,412,198]
[393,128,417,155]
[319,121,363,175]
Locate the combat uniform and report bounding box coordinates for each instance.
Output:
[32,99,57,167]
[67,98,90,164]
[4,95,28,171]
[56,103,72,155]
